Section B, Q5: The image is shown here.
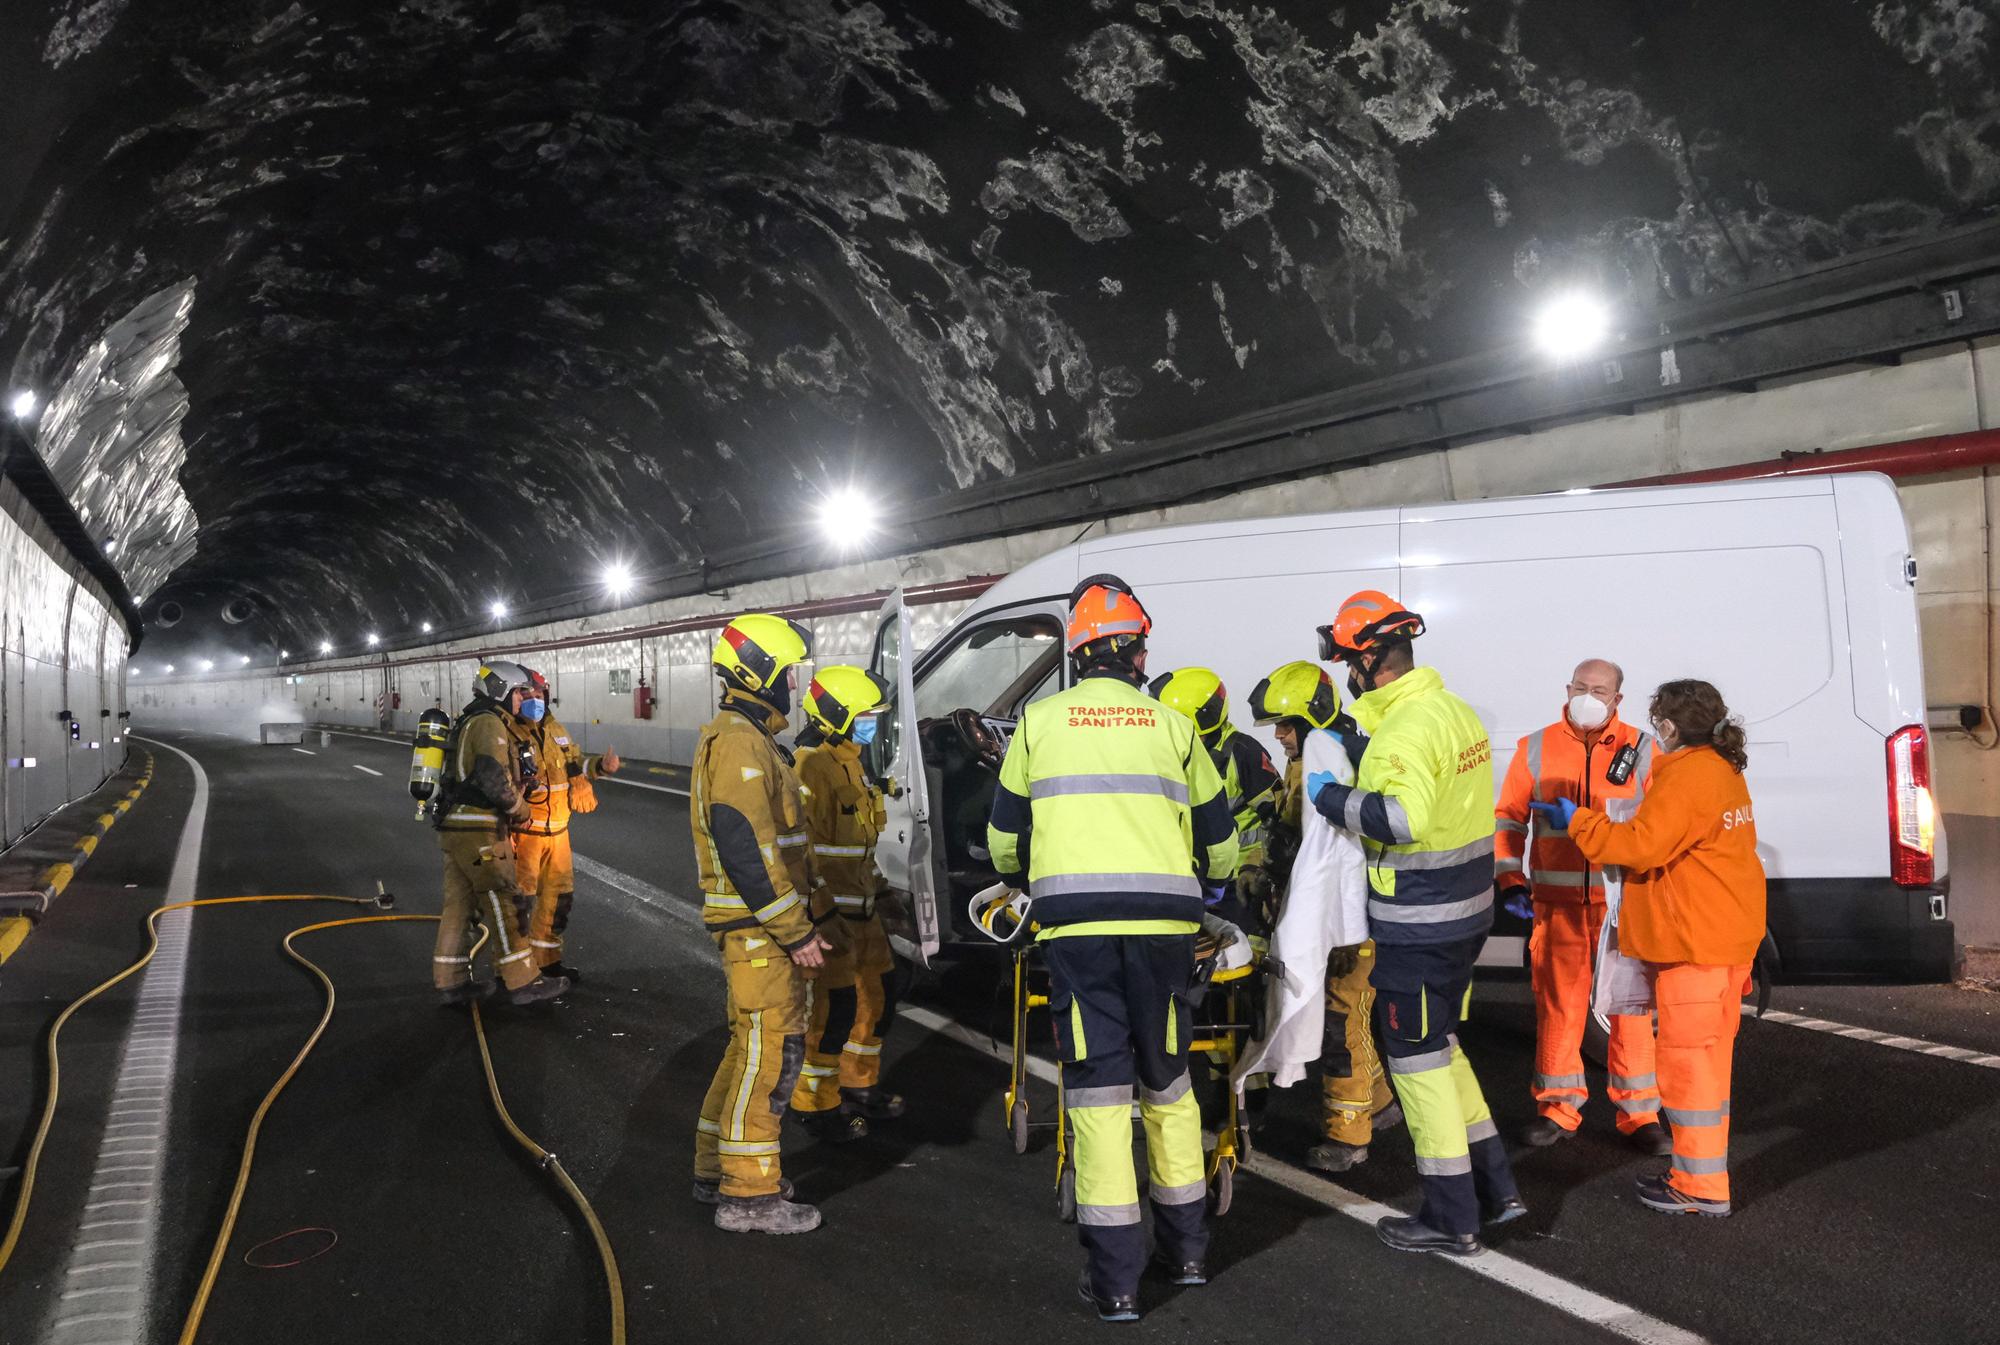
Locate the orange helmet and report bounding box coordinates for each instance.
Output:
[1066,573,1151,657]
[1318,589,1424,661]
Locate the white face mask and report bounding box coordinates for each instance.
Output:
[1567,693,1610,730]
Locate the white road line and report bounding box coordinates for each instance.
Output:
[599,774,690,798]
[899,1005,1708,1345]
[351,764,384,777]
[1749,1006,2000,1070]
[47,737,209,1345]
[573,853,700,927]
[290,746,316,755]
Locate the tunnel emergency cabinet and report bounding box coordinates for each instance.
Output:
[869,472,1953,981]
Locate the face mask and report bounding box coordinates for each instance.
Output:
[1567,693,1609,730]
[851,716,879,746]
[518,698,546,723]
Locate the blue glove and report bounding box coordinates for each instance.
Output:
[1202,881,1230,908]
[1502,887,1535,923]
[1528,797,1577,832]
[1305,769,1337,807]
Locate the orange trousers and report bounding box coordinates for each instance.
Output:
[1530,899,1660,1133]
[1651,961,1750,1203]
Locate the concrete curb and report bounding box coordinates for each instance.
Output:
[0,751,155,966]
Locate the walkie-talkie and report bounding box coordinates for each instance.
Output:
[1607,742,1639,786]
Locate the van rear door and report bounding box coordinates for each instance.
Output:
[867,589,941,964]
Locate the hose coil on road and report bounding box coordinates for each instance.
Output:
[0,892,627,1345]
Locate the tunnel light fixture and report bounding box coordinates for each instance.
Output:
[318,640,333,655]
[365,632,380,647]
[8,390,35,421]
[489,600,508,621]
[279,649,289,659]
[421,621,433,634]
[163,664,175,674]
[238,654,251,666]
[602,563,634,598]
[104,536,119,555]
[132,667,142,677]
[1531,291,1610,361]
[198,658,215,672]
[818,486,876,549]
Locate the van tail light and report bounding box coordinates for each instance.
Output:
[1886,725,1936,886]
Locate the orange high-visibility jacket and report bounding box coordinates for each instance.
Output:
[1495,713,1655,905]
[1568,744,1767,966]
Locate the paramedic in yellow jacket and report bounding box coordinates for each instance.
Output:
[690,614,830,1235]
[788,666,906,1137]
[509,667,621,987]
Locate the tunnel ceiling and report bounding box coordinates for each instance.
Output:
[2,0,1997,662]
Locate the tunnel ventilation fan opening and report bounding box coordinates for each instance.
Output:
[220,596,257,625]
[155,600,184,628]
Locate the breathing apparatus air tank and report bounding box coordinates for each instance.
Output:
[409,708,451,819]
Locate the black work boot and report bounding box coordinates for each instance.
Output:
[505,974,569,1007]
[1077,1269,1140,1323]
[1518,1117,1576,1147]
[1627,1121,1673,1156]
[1150,1252,1207,1286]
[841,1086,906,1121]
[437,979,494,1007]
[796,1109,869,1143]
[542,961,583,985]
[1376,1214,1485,1257]
[1484,1196,1530,1227]
[1306,1140,1369,1173]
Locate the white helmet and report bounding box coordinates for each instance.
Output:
[473,659,534,703]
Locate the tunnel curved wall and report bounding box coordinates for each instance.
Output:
[0,475,132,848]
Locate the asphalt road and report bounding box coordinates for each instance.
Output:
[2,726,1996,1345]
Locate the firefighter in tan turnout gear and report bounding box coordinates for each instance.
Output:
[509,666,621,987]
[690,613,831,1234]
[429,660,569,1007]
[789,666,906,1138]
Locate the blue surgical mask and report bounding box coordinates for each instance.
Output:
[851,716,879,746]
[518,697,546,722]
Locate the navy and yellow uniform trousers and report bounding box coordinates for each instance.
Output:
[1312,666,1520,1236]
[988,673,1239,1296]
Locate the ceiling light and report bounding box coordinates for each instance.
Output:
[421,621,433,634]
[131,667,142,677]
[318,640,333,655]
[8,390,36,421]
[818,487,877,548]
[1531,291,1610,361]
[365,632,380,647]
[603,563,634,598]
[489,600,507,621]
[238,655,250,666]
[104,537,119,555]
[279,649,289,659]
[163,663,175,674]
[198,658,214,672]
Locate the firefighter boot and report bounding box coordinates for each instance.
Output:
[714,1194,823,1234]
[841,1086,906,1121]
[1306,1140,1369,1173]
[692,1177,794,1205]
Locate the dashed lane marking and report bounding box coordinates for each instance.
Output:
[351,764,383,777]
[1749,1006,2000,1070]
[598,775,689,798]
[898,1005,1710,1345]
[289,747,316,756]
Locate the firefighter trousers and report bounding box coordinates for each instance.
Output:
[1322,940,1394,1146]
[695,929,808,1199]
[433,828,540,992]
[1530,900,1661,1133]
[1652,961,1749,1205]
[1373,938,1519,1237]
[792,912,898,1114]
[1042,933,1208,1300]
[514,828,577,971]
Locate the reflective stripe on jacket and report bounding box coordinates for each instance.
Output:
[438,703,529,831]
[1495,715,1655,904]
[987,675,1239,928]
[690,692,817,949]
[796,738,886,918]
[1312,666,1497,946]
[1215,725,1279,870]
[509,712,605,836]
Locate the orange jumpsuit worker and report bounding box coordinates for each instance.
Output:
[691,614,830,1234]
[789,666,906,1137]
[1496,658,1666,1153]
[1534,679,1766,1218]
[511,668,621,988]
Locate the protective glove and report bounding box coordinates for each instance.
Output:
[1501,886,1535,923]
[1202,881,1230,908]
[1529,797,1577,832]
[1305,769,1337,808]
[1327,944,1362,979]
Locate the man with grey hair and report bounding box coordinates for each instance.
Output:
[1495,658,1669,1153]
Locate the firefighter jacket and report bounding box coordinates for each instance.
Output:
[1212,725,1280,871]
[987,674,1239,931]
[437,701,531,832]
[507,711,608,837]
[795,738,887,919]
[1495,712,1656,905]
[690,691,817,951]
[1569,743,1768,966]
[1311,666,1496,947]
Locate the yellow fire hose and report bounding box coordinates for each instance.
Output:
[0,892,626,1345]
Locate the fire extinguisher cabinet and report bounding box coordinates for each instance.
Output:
[634,680,654,720]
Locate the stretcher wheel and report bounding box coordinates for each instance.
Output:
[1008,1097,1029,1154]
[1056,1165,1077,1223]
[1210,1159,1234,1217]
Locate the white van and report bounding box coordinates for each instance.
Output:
[865,473,1953,981]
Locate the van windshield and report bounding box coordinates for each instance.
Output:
[917,616,1062,722]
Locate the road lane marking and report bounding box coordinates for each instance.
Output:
[351,764,383,776]
[572,853,699,927]
[57,737,208,1345]
[1749,1006,2000,1069]
[599,775,690,798]
[290,747,316,755]
[899,1005,1709,1345]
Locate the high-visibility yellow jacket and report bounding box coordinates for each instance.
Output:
[987,674,1239,930]
[795,738,886,919]
[1212,724,1280,870]
[506,711,607,837]
[437,701,531,832]
[1310,666,1496,946]
[690,691,817,950]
